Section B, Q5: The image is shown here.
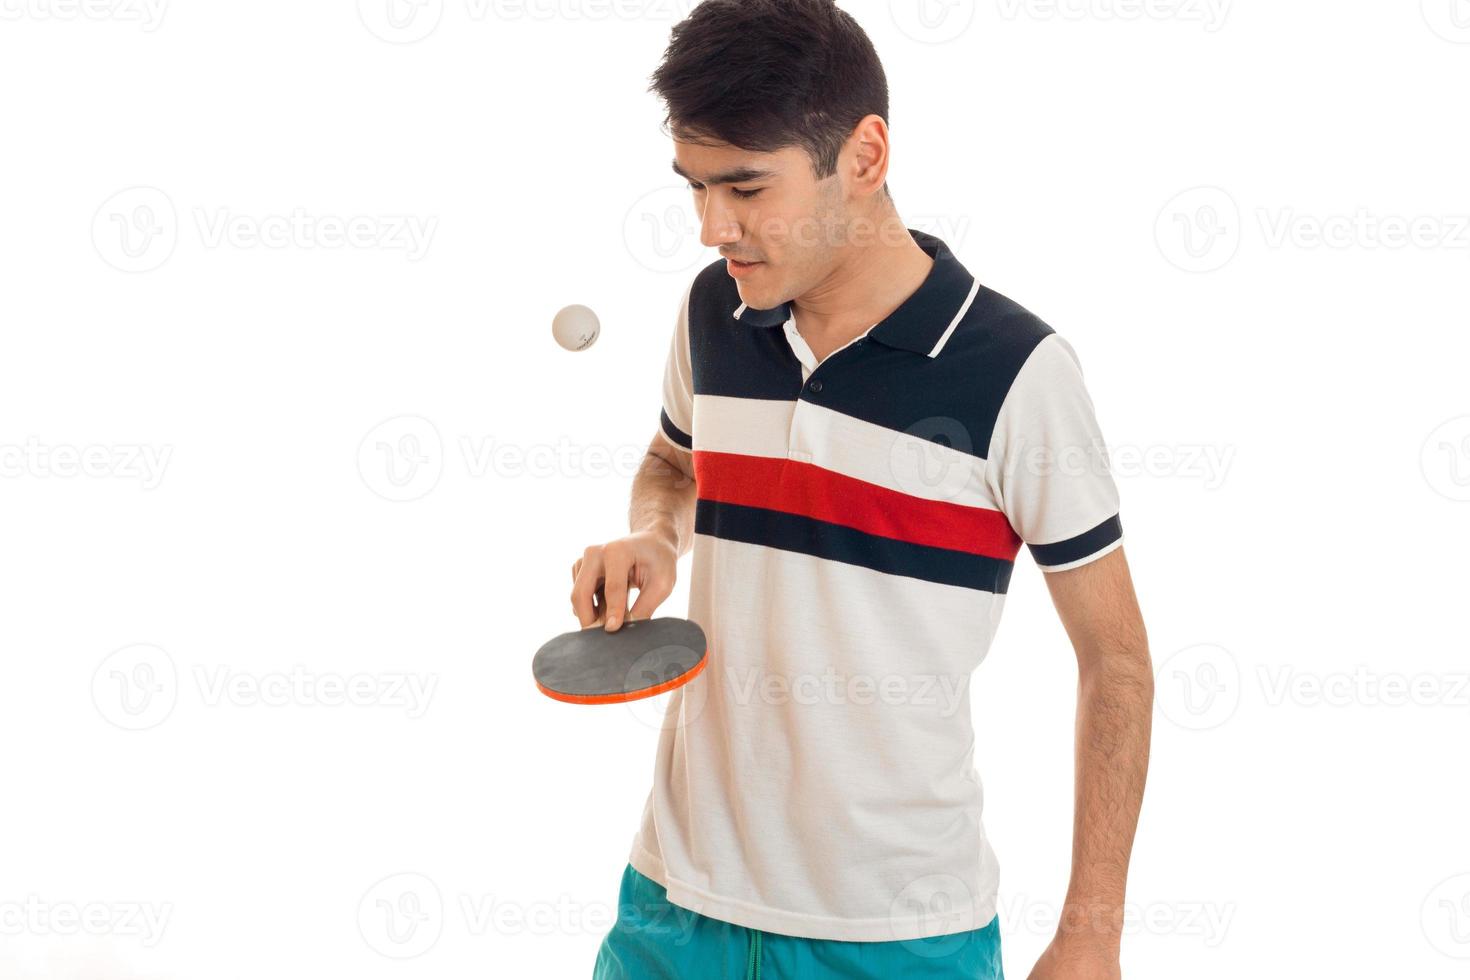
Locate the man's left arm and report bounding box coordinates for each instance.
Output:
[1028,545,1153,980]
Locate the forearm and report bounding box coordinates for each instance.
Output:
[1061,650,1153,948]
[629,448,697,555]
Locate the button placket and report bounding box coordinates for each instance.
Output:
[784,318,875,461]
[788,397,813,463]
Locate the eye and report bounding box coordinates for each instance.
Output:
[686,181,762,201]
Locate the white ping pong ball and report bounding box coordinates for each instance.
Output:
[553,304,601,352]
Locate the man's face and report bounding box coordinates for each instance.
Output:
[672,138,847,311]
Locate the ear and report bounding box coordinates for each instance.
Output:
[846,114,892,199]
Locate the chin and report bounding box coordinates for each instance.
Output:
[735,278,778,310]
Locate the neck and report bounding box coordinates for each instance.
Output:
[790,211,934,345]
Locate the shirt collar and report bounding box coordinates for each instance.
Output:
[729,229,980,359]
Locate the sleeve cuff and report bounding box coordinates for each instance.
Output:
[659,409,693,452]
[1029,515,1123,572]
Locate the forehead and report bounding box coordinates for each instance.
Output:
[671,139,801,184]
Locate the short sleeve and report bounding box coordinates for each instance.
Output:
[986,333,1123,572]
[657,280,695,453]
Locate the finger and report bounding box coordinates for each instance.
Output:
[570,550,605,628]
[573,559,606,625]
[626,575,672,624]
[601,547,632,631]
[591,579,607,626]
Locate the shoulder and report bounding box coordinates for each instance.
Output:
[939,282,1065,402]
[953,283,1055,358]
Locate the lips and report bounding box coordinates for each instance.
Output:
[726,258,762,279]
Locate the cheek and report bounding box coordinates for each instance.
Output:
[746,204,802,252]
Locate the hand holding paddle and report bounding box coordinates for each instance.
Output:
[569,530,679,631]
[541,530,705,705]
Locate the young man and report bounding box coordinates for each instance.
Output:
[571,2,1152,977]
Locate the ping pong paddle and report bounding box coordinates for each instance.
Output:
[532,617,708,705]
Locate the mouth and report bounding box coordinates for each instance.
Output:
[726,257,763,279]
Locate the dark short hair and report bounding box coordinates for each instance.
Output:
[650,0,891,193]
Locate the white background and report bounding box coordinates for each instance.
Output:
[2,1,1467,977]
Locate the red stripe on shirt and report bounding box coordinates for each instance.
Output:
[693,450,1021,560]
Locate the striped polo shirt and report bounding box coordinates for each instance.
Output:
[630,229,1123,943]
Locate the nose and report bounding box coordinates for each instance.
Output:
[698,197,741,250]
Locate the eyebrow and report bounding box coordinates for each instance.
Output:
[672,161,779,186]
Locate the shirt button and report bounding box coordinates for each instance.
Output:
[809,380,823,393]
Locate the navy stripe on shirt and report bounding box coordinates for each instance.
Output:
[695,498,1015,594]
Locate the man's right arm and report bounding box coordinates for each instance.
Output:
[634,433,697,557]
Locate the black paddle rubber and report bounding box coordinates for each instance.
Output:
[533,617,708,705]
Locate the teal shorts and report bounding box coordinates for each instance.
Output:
[592,864,1004,979]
